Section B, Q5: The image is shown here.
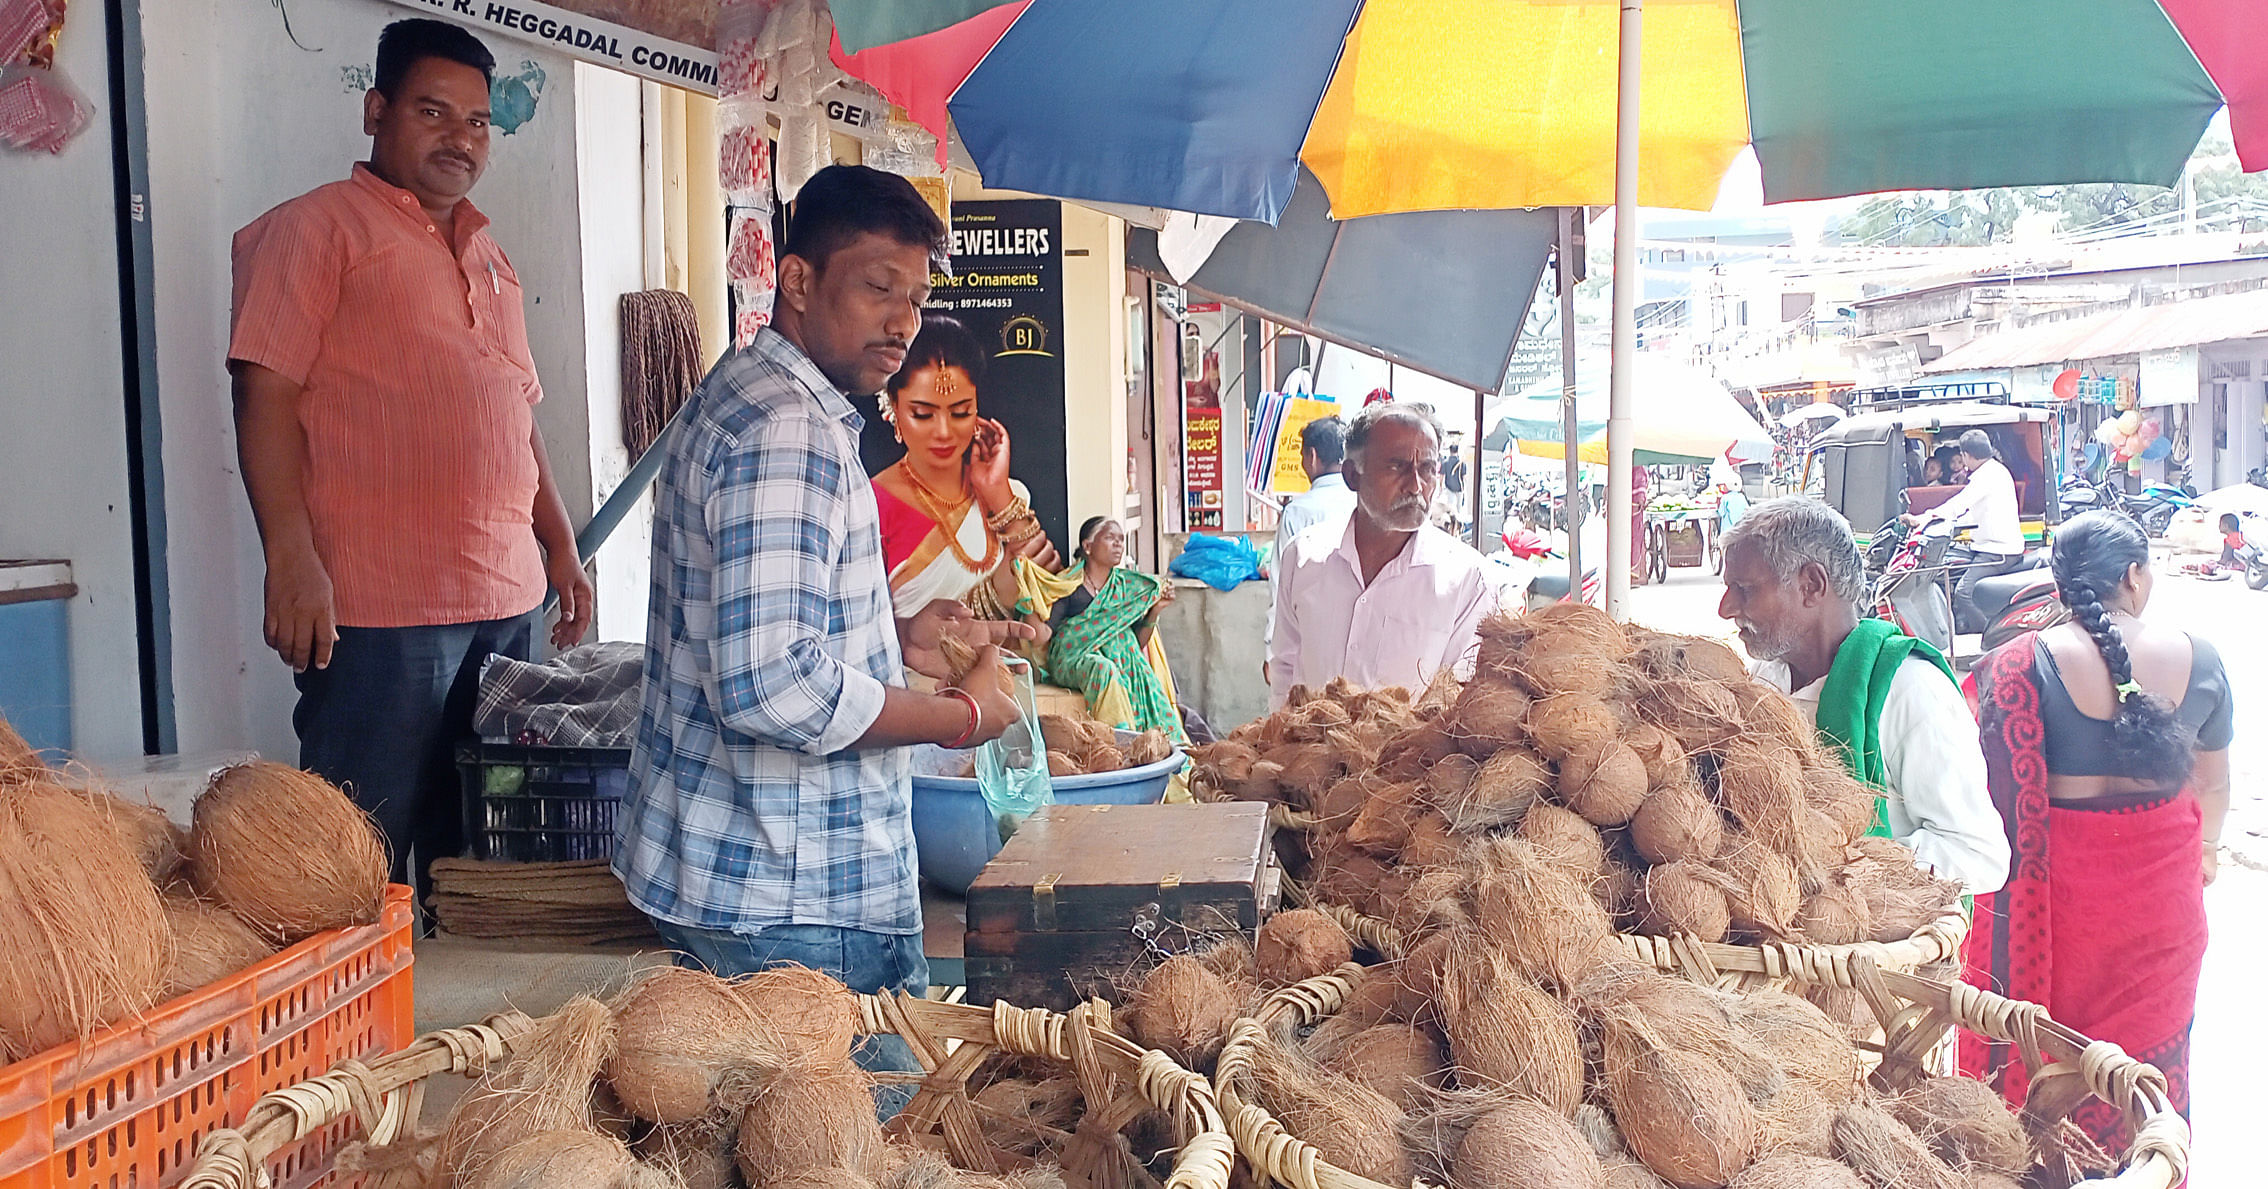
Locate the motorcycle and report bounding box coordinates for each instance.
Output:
[1499,528,1601,610]
[1973,559,2069,651]
[1868,519,1956,653]
[2122,481,2198,537]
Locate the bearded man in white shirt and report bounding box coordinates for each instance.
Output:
[1720,497,2008,894]
[1903,429,2027,634]
[1268,403,1501,708]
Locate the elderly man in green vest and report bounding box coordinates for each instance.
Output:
[1717,497,2009,894]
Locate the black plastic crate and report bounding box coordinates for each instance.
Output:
[457,740,633,862]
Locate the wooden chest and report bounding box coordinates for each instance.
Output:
[964,801,1278,1011]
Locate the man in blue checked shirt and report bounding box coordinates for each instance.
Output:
[620,166,1027,1077]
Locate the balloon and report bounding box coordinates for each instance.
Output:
[2094,420,2123,445]
[2129,458,2146,475]
[2114,445,2134,462]
[2139,418,2161,441]
[2118,410,2143,435]
[2141,437,2173,461]
[2053,369,2081,401]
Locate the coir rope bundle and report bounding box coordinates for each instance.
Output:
[620,288,704,458]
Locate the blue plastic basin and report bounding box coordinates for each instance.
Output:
[909,736,1184,894]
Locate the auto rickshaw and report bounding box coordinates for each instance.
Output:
[1801,401,2057,548]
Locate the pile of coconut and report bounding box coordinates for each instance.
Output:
[417,964,1183,1189]
[951,716,1176,779]
[1188,606,1962,1026]
[1125,885,2040,1189]
[0,718,386,1062]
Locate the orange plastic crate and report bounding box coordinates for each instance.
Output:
[0,884,415,1189]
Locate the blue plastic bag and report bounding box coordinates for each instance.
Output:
[1170,534,1264,591]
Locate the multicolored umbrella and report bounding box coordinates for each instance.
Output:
[833,0,2264,223]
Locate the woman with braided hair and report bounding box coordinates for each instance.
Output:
[1960,510,2231,1154]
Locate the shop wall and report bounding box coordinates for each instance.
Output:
[573,63,653,644]
[1059,202,1130,540]
[0,0,145,759]
[138,0,629,759]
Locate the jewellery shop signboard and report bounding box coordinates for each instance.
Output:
[380,0,721,92]
[856,200,1072,553]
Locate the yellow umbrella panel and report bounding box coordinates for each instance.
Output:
[1302,0,1752,216]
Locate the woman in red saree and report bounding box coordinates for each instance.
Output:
[1962,511,2231,1154]
[870,315,1057,629]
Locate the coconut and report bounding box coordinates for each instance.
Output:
[1274,743,1346,807]
[1129,953,1245,1069]
[633,1118,740,1189]
[1441,749,1550,832]
[1577,971,1772,1102]
[972,1076,1083,1158]
[1379,722,1458,780]
[1755,1080,1836,1159]
[1802,985,1881,1045]
[1601,1018,1763,1189]
[0,784,174,1060]
[1596,860,1641,925]
[1395,931,1459,1021]
[1732,684,1824,766]
[1717,839,1802,941]
[0,717,47,785]
[1400,813,1463,869]
[440,996,617,1185]
[1440,946,1586,1111]
[1512,650,1623,701]
[1790,809,1854,893]
[606,966,779,1124]
[1193,740,1261,792]
[1322,1023,1450,1113]
[1446,1099,1609,1189]
[462,1129,646,1189]
[1421,753,1485,810]
[61,787,189,884]
[1526,695,1620,762]
[1521,803,1609,876]
[1717,742,1808,855]
[1082,744,1128,773]
[1845,839,1963,944]
[1636,862,1734,943]
[1830,1104,1965,1189]
[1727,1154,1864,1189]
[1470,840,1616,993]
[1288,698,1355,743]
[736,964,862,1068]
[1626,725,1690,790]
[1638,678,1746,755]
[1413,669,1464,718]
[1309,845,1397,917]
[1794,880,1873,946]
[1561,742,1649,827]
[1802,766,1878,839]
[1630,782,1726,866]
[1446,683,1533,757]
[1889,1077,2031,1178]
[1605,1157,1676,1189]
[1257,909,1354,987]
[160,895,278,998]
[1674,638,1751,686]
[188,762,387,941]
[1234,760,1287,803]
[1346,780,1427,858]
[1047,752,1089,778]
[1724,989,1862,1106]
[734,1061,890,1187]
[1246,1035,1413,1186]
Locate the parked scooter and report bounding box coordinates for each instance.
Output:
[1974,560,2069,651]
[1868,519,1957,653]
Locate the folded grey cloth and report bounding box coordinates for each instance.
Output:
[474,642,644,747]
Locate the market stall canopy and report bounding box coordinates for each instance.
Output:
[1486,356,1773,466]
[1124,171,1556,393]
[830,0,2264,222]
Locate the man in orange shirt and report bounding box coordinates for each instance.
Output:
[226,19,591,899]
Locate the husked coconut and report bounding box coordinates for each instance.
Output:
[1257,909,1354,987]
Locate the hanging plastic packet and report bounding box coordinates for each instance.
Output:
[0,61,90,154]
[972,655,1055,845]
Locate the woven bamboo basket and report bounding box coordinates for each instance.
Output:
[1213,959,2187,1189]
[175,995,1234,1189]
[1294,892,1970,993]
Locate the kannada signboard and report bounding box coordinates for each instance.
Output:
[1184,351,1225,531]
[381,0,720,92]
[856,200,1071,554]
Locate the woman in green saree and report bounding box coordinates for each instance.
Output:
[1040,518,1187,744]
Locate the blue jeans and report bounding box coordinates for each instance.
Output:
[293,608,542,902]
[650,920,928,1116]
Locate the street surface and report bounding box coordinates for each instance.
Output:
[1627,560,2266,1184]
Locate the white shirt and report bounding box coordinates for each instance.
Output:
[1753,655,2010,895]
[1269,519,1502,708]
[1267,473,1358,646]
[1927,457,2024,556]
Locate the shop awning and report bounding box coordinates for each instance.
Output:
[1126,170,1556,393]
[1924,290,2268,372]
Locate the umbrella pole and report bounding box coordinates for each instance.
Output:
[1472,388,1485,549]
[1605,0,1644,618]
[1558,208,1582,598]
